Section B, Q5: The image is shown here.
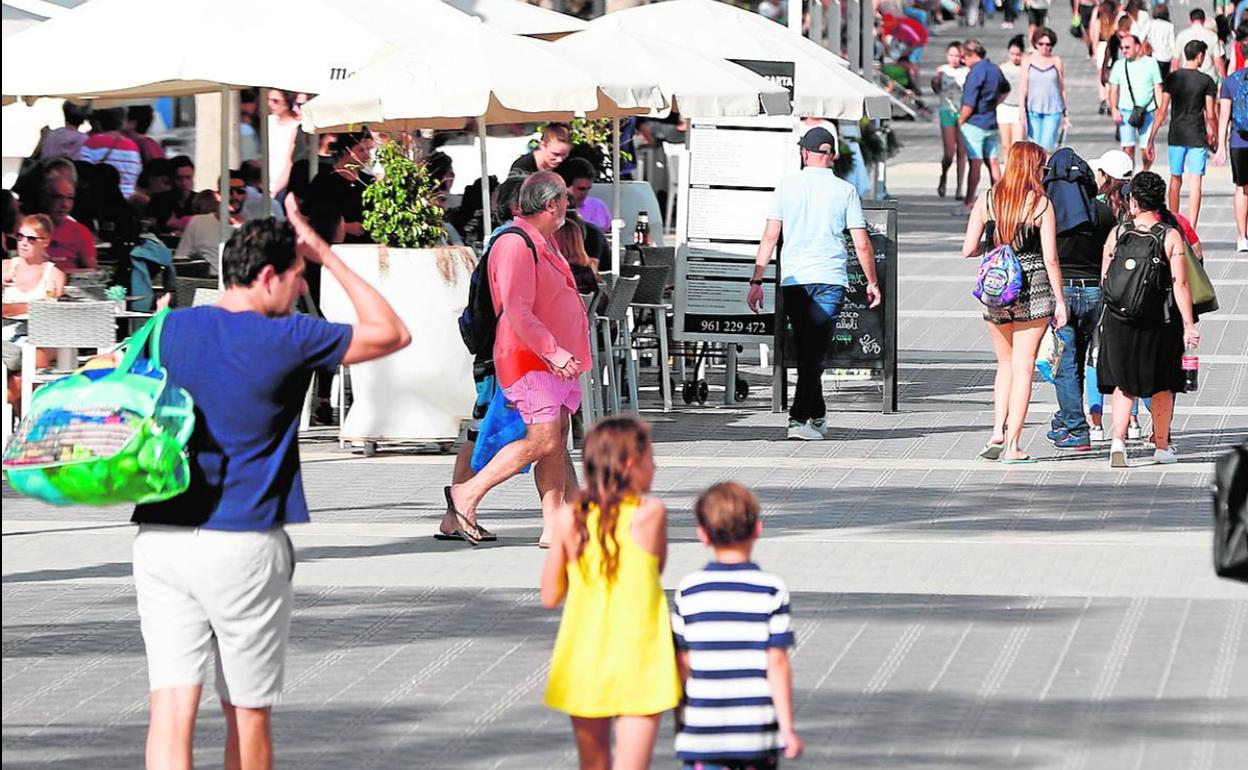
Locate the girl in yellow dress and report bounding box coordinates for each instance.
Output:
[541,416,681,770]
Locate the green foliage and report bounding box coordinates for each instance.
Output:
[361,140,446,249]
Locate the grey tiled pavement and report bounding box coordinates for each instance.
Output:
[5,14,1248,770]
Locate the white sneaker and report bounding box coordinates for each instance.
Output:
[1089,426,1105,442]
[787,419,823,441]
[1237,237,1248,253]
[810,417,828,437]
[1127,423,1142,441]
[1110,438,1128,468]
[1154,447,1178,464]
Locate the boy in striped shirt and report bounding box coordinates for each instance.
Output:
[671,482,803,770]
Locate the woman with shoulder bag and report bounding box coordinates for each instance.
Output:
[1097,172,1199,467]
[962,141,1068,463]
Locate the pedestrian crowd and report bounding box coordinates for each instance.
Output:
[949,10,1245,469]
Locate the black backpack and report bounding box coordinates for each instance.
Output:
[1102,223,1172,325]
[1213,444,1248,582]
[458,227,537,367]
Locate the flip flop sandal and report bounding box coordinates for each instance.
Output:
[475,522,497,542]
[434,530,469,542]
[978,442,1005,460]
[440,486,481,545]
[999,455,1038,465]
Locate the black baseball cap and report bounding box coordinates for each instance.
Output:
[798,126,838,155]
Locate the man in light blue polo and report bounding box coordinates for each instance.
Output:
[958,39,1009,214]
[747,126,881,441]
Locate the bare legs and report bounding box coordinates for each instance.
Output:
[448,409,573,539]
[147,687,273,770]
[939,124,966,198]
[570,714,662,770]
[222,701,273,770]
[965,157,1001,210]
[1234,184,1248,245]
[985,319,1050,460]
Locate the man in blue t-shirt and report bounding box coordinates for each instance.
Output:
[131,204,409,767]
[958,39,1010,213]
[1217,40,1248,252]
[747,126,881,441]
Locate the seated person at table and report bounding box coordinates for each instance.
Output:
[175,179,246,275]
[4,214,65,407]
[130,157,173,216]
[558,157,612,231]
[42,177,96,272]
[553,210,600,294]
[509,122,572,178]
[238,160,285,221]
[147,155,197,235]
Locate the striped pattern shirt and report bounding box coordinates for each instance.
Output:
[672,562,794,762]
[79,133,142,198]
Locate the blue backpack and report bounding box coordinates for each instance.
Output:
[1232,70,1248,135]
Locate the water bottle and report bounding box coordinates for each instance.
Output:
[1181,349,1199,393]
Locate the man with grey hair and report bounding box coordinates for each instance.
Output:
[441,171,590,546]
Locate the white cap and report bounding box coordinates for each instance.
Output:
[1089,150,1133,181]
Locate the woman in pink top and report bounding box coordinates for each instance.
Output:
[442,173,591,546]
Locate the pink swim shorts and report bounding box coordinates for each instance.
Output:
[502,371,582,425]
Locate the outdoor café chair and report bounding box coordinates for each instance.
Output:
[620,264,674,412]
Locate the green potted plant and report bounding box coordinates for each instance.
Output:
[321,136,476,451]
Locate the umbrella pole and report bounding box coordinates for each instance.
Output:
[219,85,231,277]
[259,87,271,218]
[478,120,492,240]
[612,117,622,266]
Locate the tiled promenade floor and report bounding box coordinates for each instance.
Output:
[4,13,1246,770]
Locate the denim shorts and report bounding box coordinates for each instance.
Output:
[1117,112,1155,149]
[959,122,1000,160]
[1168,145,1209,176]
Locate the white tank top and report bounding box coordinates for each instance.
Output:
[3,261,56,304]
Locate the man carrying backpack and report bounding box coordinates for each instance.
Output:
[1043,148,1115,451]
[443,172,590,546]
[1216,38,1248,252]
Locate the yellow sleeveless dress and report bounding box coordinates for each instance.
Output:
[544,498,682,717]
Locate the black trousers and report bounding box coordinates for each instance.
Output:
[783,283,845,423]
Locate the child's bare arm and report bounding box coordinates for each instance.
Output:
[767,647,803,759]
[676,649,691,684]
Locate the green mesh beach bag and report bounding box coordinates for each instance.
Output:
[2,309,195,506]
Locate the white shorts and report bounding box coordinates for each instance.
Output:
[133,524,295,708]
[996,104,1020,127]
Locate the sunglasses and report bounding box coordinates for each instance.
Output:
[1037,40,1054,47]
[16,232,46,243]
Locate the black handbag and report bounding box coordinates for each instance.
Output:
[1123,62,1152,129]
[1212,443,1248,582]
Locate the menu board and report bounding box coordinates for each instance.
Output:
[674,115,799,344]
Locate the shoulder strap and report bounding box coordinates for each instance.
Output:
[986,189,995,220]
[108,307,171,378]
[490,227,538,264]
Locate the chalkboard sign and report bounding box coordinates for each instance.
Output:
[774,201,898,412]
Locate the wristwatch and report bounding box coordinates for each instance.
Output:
[749,279,763,286]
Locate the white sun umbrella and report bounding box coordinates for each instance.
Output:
[440,0,587,39]
[596,0,892,120]
[301,20,665,236]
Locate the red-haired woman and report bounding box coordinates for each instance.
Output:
[962,141,1067,463]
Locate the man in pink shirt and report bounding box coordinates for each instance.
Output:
[444,172,591,545]
[43,177,97,272]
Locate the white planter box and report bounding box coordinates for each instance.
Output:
[319,244,476,446]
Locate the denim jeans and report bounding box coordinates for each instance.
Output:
[1051,285,1100,437]
[784,283,845,423]
[1027,111,1063,152]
